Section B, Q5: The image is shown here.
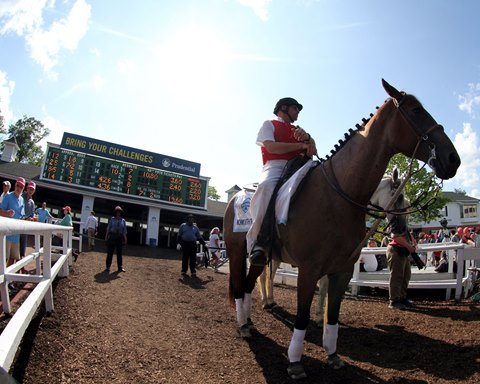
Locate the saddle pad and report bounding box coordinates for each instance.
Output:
[232,160,316,231]
[233,190,254,232]
[276,159,316,224]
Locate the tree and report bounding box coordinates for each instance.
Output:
[0,102,5,134]
[4,116,50,166]
[385,154,450,223]
[453,188,467,195]
[208,186,220,201]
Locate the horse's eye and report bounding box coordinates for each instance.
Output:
[412,107,423,114]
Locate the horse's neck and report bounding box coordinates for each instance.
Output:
[329,110,395,204]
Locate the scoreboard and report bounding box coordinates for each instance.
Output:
[41,145,208,209]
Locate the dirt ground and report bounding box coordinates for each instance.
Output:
[2,245,480,384]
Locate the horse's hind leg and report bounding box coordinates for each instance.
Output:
[257,259,280,309]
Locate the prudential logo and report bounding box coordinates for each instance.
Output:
[162,158,171,168]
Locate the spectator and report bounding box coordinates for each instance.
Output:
[0,177,25,292]
[105,206,127,273]
[386,195,416,310]
[20,181,36,258]
[417,232,428,265]
[475,227,480,248]
[57,206,73,227]
[359,238,379,272]
[451,227,463,243]
[35,202,54,223]
[0,180,11,203]
[208,227,221,272]
[462,227,475,247]
[177,214,206,278]
[85,210,98,251]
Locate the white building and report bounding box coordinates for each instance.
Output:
[411,191,479,231]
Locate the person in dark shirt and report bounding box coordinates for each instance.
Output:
[177,214,206,278]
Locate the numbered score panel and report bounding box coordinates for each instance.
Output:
[41,146,208,209]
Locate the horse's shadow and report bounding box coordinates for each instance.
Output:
[245,325,417,384]
[264,305,479,382]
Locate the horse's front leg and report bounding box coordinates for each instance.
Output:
[287,271,318,380]
[323,271,352,369]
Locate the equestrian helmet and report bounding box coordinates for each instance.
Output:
[273,97,303,115]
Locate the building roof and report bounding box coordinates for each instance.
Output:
[442,191,480,203]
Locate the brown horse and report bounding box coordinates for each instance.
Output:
[223,79,460,379]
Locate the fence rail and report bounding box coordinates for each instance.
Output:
[275,242,480,300]
[0,217,73,371]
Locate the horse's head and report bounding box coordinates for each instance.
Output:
[381,79,461,180]
[370,168,408,221]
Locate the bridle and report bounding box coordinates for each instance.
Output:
[394,92,443,170]
[319,94,444,219]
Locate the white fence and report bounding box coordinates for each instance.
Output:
[275,242,480,300]
[0,217,74,371]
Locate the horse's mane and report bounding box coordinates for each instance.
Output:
[317,101,389,163]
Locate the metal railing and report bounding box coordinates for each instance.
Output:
[0,217,73,371]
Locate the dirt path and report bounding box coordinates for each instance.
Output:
[4,246,480,383]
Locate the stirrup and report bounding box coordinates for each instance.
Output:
[249,246,268,266]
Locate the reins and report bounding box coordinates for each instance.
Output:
[313,95,445,263]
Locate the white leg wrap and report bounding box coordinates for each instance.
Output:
[288,328,306,363]
[323,323,339,355]
[243,293,252,319]
[235,298,247,327]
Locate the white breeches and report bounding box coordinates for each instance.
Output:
[246,160,286,253]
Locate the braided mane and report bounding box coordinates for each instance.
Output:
[317,106,380,163]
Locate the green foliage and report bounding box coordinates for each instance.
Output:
[5,116,50,166]
[208,185,221,201]
[386,154,449,223]
[453,188,467,195]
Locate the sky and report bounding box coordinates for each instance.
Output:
[0,0,479,202]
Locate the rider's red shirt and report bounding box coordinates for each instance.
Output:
[260,120,303,164]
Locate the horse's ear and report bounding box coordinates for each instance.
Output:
[392,167,399,182]
[382,79,403,101]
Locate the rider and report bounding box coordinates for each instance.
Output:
[247,97,316,266]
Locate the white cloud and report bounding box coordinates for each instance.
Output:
[458,82,480,116]
[92,75,105,90]
[117,59,137,75]
[236,0,271,21]
[0,0,91,78]
[40,106,67,149]
[0,0,48,35]
[451,123,480,194]
[0,70,15,126]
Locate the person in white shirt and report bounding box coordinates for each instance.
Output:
[0,180,11,204]
[208,227,221,272]
[359,238,379,272]
[85,211,98,251]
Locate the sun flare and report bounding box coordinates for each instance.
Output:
[155,25,231,105]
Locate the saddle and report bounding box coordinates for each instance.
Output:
[256,156,317,257]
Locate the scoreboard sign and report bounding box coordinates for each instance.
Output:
[40,137,208,209]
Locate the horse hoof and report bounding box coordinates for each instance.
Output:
[239,324,252,338]
[327,353,345,370]
[263,302,277,310]
[247,317,254,329]
[287,362,307,380]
